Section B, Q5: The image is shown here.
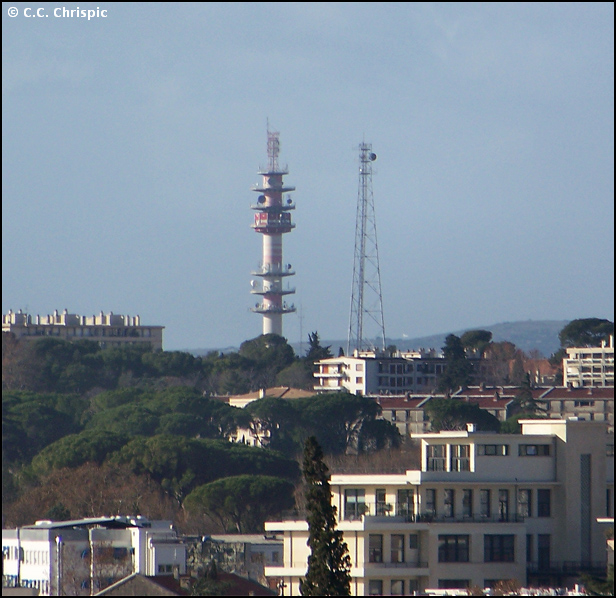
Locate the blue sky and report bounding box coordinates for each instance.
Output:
[2,2,614,351]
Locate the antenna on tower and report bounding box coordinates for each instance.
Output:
[266,122,281,172]
[347,142,386,355]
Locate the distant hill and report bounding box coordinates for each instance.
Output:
[380,320,569,358]
[188,320,570,359]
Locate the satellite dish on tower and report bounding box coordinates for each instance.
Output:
[370,153,377,161]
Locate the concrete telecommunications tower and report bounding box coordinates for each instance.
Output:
[250,128,296,336]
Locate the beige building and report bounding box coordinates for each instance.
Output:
[2,309,164,351]
[265,419,613,595]
[563,336,614,388]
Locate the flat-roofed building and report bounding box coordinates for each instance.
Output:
[314,349,451,396]
[2,516,185,596]
[2,309,164,351]
[563,336,614,388]
[540,386,614,433]
[265,419,613,595]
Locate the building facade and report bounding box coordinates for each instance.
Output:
[264,419,613,595]
[314,349,451,395]
[2,517,185,596]
[563,336,614,388]
[2,309,164,351]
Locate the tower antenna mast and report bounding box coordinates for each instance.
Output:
[250,127,297,337]
[347,142,386,355]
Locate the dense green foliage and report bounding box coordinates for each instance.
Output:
[424,398,501,432]
[300,437,351,596]
[558,318,614,348]
[184,474,296,533]
[437,334,474,392]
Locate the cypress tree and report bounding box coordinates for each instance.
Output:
[299,436,352,596]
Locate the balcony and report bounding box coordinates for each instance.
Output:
[250,283,295,296]
[251,302,296,315]
[251,264,295,277]
[342,501,525,524]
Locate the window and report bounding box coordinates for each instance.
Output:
[484,535,515,562]
[344,489,365,520]
[397,488,415,519]
[519,444,550,456]
[499,489,509,521]
[451,444,471,471]
[538,534,550,569]
[376,489,387,515]
[427,444,446,471]
[409,534,418,550]
[537,489,551,517]
[368,580,383,596]
[391,535,404,563]
[477,444,509,456]
[425,489,436,517]
[462,489,473,518]
[391,580,404,595]
[480,489,491,518]
[526,534,533,563]
[369,534,383,563]
[517,489,532,518]
[438,535,469,562]
[444,489,455,518]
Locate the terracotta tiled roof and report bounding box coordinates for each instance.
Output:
[542,386,614,399]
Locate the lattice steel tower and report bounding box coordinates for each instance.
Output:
[347,142,386,354]
[250,128,296,336]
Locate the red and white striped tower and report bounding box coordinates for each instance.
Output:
[250,128,296,336]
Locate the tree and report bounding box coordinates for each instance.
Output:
[437,335,474,393]
[424,398,500,432]
[511,373,548,416]
[299,437,351,596]
[558,318,614,348]
[184,474,295,533]
[305,332,332,363]
[460,330,492,355]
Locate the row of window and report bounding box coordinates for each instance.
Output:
[426,443,552,471]
[367,533,519,564]
[368,578,419,596]
[344,488,551,520]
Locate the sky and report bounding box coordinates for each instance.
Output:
[2,2,614,352]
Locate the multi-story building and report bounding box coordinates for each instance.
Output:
[189,534,283,587]
[563,336,614,388]
[540,386,614,433]
[2,309,164,351]
[314,349,451,395]
[264,419,613,595]
[375,395,433,436]
[2,516,185,596]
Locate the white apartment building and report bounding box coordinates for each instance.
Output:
[563,336,614,388]
[314,349,449,396]
[2,516,186,596]
[2,309,164,351]
[264,419,613,596]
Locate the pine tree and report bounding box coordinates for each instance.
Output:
[299,437,352,596]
